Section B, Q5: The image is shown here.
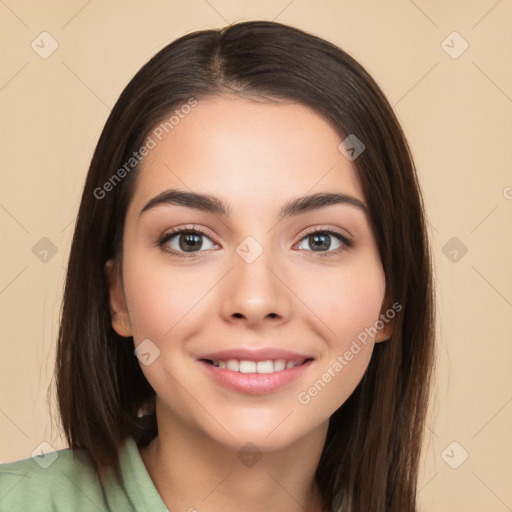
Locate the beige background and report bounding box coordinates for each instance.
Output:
[1,1,511,510]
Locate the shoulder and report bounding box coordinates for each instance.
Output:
[0,446,108,511]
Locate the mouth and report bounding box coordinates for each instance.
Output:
[197,356,315,395]
[201,358,313,373]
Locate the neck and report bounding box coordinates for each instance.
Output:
[139,402,329,512]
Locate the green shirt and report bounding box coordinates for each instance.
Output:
[0,437,169,511]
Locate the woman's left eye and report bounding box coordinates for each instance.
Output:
[296,229,352,256]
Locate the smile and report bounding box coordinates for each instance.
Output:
[203,358,309,373]
[198,358,314,394]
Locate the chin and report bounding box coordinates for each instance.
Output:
[199,410,317,453]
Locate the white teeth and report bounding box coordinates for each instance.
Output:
[208,358,304,373]
[256,360,274,373]
[227,359,238,371]
[274,359,286,371]
[239,360,257,373]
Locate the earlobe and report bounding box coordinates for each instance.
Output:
[374,317,394,343]
[104,259,133,337]
[374,297,396,343]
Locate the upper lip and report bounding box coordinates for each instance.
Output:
[198,347,314,362]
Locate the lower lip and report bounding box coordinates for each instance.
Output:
[198,360,314,395]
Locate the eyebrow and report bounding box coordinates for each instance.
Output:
[139,189,368,221]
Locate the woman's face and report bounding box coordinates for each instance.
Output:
[107,95,392,451]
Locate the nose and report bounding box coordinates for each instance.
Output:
[220,247,292,329]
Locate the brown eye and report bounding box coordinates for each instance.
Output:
[158,228,218,257]
[296,229,352,256]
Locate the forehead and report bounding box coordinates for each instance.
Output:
[128,95,365,215]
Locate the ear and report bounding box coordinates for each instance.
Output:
[104,259,133,337]
[374,294,397,343]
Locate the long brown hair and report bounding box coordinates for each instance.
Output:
[53,20,435,512]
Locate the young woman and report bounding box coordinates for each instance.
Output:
[0,20,435,512]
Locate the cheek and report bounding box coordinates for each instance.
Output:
[121,248,209,342]
[295,269,384,413]
[291,256,385,405]
[295,257,386,346]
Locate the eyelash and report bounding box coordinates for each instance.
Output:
[156,224,353,259]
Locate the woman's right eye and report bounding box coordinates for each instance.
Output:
[158,228,218,257]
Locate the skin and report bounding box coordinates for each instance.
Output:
[106,94,394,512]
